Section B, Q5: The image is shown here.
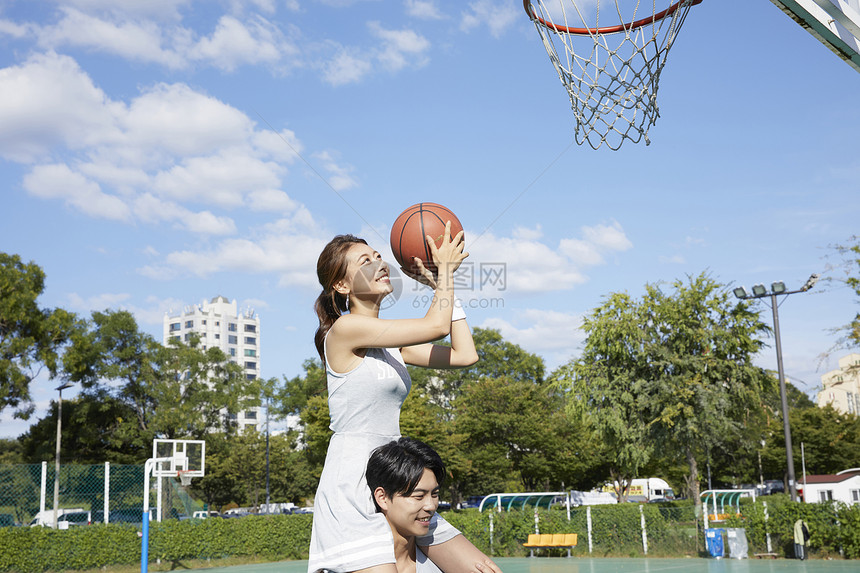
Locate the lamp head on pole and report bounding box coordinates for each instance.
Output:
[55,381,73,392]
[771,281,786,294]
[801,273,820,292]
[733,286,748,299]
[752,284,767,297]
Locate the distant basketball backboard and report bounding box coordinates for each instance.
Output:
[769,0,860,72]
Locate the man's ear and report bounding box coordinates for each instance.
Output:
[373,487,390,512]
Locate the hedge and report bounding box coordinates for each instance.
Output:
[3,500,860,572]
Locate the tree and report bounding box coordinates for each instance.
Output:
[552,291,657,502]
[0,253,79,419]
[827,236,860,347]
[18,391,147,464]
[555,273,777,511]
[64,309,260,441]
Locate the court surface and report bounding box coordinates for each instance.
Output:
[199,558,858,573]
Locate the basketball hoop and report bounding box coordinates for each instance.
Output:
[523,0,702,150]
[176,470,193,487]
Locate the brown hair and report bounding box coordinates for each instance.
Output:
[314,234,368,362]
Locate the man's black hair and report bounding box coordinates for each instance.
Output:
[366,437,445,508]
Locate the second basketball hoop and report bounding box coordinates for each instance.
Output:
[523,0,702,150]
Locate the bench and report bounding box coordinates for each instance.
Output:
[523,533,578,557]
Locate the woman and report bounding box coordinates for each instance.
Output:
[308,223,498,573]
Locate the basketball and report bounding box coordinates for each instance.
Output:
[390,203,464,273]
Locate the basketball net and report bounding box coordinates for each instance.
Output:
[177,470,192,487]
[524,0,700,150]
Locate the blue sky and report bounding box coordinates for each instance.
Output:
[2,0,859,439]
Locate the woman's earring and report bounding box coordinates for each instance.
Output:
[345,294,349,309]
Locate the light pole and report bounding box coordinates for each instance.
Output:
[733,273,819,502]
[53,381,74,528]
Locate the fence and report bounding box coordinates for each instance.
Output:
[0,463,201,527]
[443,499,860,559]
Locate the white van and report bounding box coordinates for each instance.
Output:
[29,508,90,528]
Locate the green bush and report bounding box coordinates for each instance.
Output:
[0,514,313,573]
[2,501,859,571]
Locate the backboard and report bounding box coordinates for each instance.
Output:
[769,0,860,72]
[152,439,205,478]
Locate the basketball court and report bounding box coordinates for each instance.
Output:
[197,557,859,573]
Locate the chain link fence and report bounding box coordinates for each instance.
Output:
[0,463,202,527]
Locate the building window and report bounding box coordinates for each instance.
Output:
[244,324,257,333]
[228,335,237,344]
[819,490,834,502]
[170,335,180,342]
[245,410,257,420]
[244,349,256,357]
[214,333,220,340]
[169,323,180,332]
[244,337,256,345]
[228,323,237,332]
[246,373,257,381]
[215,321,220,326]
[185,320,193,328]
[229,348,236,356]
[184,333,191,341]
[245,361,257,370]
[851,489,860,503]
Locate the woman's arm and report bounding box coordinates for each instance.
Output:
[400,318,478,368]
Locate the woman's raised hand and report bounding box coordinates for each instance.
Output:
[429,220,467,276]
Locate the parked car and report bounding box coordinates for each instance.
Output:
[192,510,221,519]
[91,509,152,525]
[29,508,90,528]
[0,513,18,527]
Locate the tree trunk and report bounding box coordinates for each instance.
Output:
[610,467,631,504]
[685,446,702,517]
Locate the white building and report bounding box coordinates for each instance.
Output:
[163,296,262,433]
[799,469,860,504]
[818,353,860,415]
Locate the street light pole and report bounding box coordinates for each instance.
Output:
[733,273,819,503]
[53,381,74,528]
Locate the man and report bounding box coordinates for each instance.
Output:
[365,437,499,573]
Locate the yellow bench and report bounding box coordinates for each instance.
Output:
[522,533,578,557]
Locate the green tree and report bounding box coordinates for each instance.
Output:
[0,438,23,464]
[18,391,146,464]
[828,236,860,347]
[64,309,260,440]
[552,291,657,502]
[556,273,776,511]
[0,253,79,418]
[762,404,860,478]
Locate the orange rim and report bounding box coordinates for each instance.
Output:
[523,0,702,35]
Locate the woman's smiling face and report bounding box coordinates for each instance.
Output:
[341,243,392,299]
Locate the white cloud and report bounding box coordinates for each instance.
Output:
[188,15,294,72]
[0,18,32,38]
[368,22,431,71]
[659,254,686,264]
[37,8,183,68]
[466,221,633,294]
[405,0,446,20]
[323,49,373,85]
[461,1,520,38]
[152,150,285,207]
[481,308,585,369]
[23,164,132,221]
[0,52,123,162]
[123,83,254,159]
[52,0,193,21]
[313,151,359,191]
